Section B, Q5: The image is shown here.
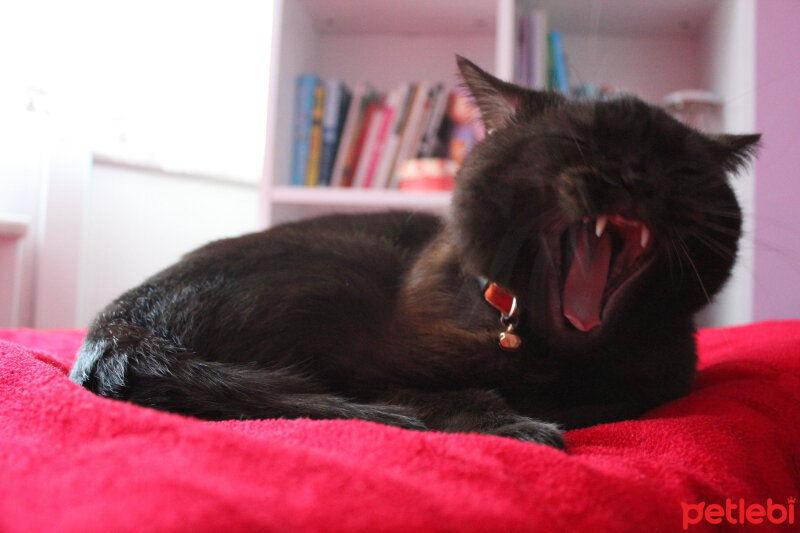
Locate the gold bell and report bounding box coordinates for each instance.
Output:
[499,330,521,351]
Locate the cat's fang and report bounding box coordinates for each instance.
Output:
[640,226,650,248]
[595,215,608,238]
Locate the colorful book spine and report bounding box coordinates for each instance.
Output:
[417,84,448,158]
[350,100,386,188]
[363,103,394,188]
[371,84,413,189]
[292,77,459,189]
[330,82,375,188]
[290,74,321,186]
[548,31,569,95]
[305,84,326,186]
[319,81,351,187]
[388,82,429,189]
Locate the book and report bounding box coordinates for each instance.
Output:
[515,7,548,89]
[362,99,395,188]
[319,80,351,186]
[515,9,529,85]
[371,83,414,189]
[350,98,388,188]
[548,31,569,95]
[305,84,326,186]
[417,83,448,158]
[290,74,321,186]
[329,82,376,188]
[293,77,458,189]
[531,10,548,89]
[387,82,430,189]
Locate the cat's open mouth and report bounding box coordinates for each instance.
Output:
[560,214,653,332]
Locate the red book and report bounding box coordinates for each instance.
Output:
[362,102,396,188]
[342,100,380,188]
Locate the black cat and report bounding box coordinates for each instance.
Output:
[70,57,759,449]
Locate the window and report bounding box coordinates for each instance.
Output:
[2,0,272,183]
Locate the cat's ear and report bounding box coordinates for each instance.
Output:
[456,55,564,132]
[709,133,761,173]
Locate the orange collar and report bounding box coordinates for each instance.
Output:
[477,277,521,351]
[479,278,517,317]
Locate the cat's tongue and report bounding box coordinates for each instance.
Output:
[563,224,612,332]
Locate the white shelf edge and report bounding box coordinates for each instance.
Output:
[93,153,260,189]
[271,186,452,209]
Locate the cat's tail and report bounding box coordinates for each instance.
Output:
[69,323,425,428]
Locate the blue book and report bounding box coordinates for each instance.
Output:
[291,74,321,186]
[548,31,570,95]
[319,80,351,186]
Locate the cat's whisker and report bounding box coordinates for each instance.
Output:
[664,238,679,283]
[677,237,712,305]
[488,215,549,282]
[540,234,558,274]
[667,237,687,283]
[695,221,741,238]
[693,230,736,254]
[567,132,590,165]
[692,233,737,262]
[575,186,595,218]
[696,208,743,219]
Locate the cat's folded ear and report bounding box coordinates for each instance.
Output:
[456,55,565,132]
[709,133,762,174]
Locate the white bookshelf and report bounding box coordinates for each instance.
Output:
[262,0,753,220]
[261,0,755,326]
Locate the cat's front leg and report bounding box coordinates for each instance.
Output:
[381,389,565,449]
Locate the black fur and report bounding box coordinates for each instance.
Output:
[70,57,760,449]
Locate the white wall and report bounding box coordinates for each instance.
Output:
[1,0,270,328]
[0,113,259,328]
[753,1,800,320]
[562,33,702,103]
[699,0,756,326]
[75,163,259,327]
[0,111,49,327]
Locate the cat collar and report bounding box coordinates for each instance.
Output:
[477,277,521,351]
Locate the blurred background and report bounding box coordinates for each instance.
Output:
[1,0,798,329]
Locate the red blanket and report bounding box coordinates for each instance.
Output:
[1,322,799,532]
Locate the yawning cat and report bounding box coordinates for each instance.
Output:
[70,57,759,448]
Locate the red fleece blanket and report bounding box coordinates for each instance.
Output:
[1,323,799,532]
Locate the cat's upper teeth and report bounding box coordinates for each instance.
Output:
[595,215,608,238]
[640,226,650,248]
[592,214,650,249]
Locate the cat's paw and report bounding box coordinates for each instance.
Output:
[491,419,565,449]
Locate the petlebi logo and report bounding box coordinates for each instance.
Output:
[681,497,796,529]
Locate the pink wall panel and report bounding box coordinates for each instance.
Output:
[754,0,800,320]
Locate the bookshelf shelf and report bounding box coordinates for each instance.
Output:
[271,186,451,211]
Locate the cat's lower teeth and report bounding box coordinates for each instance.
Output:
[640,226,651,248]
[595,215,608,237]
